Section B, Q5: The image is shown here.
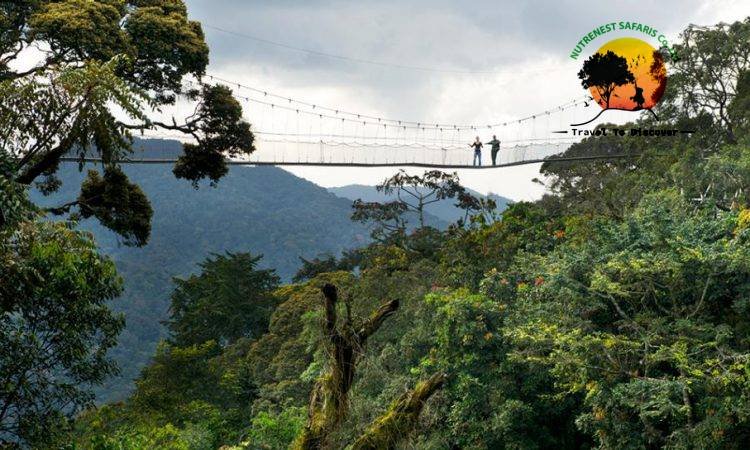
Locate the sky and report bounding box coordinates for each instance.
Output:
[179,0,750,201]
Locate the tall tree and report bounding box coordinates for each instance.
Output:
[351,170,478,243]
[379,170,467,228]
[0,2,255,445]
[663,19,750,144]
[0,0,255,246]
[167,252,280,347]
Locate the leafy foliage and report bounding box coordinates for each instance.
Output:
[78,167,152,246]
[172,85,256,186]
[40,14,750,450]
[0,152,27,229]
[0,221,124,446]
[499,191,750,448]
[167,252,280,347]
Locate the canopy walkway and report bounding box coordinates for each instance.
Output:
[63,153,640,169]
[128,77,606,168]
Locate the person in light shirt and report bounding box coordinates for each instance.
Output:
[469,136,483,166]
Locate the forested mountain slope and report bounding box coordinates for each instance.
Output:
[30,148,374,401]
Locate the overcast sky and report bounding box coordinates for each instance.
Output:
[181,0,750,201]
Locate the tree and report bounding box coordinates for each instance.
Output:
[0,0,255,246]
[728,70,750,138]
[0,3,257,443]
[292,283,401,449]
[438,201,562,290]
[351,170,479,244]
[294,254,342,283]
[293,249,363,282]
[578,50,635,109]
[166,252,280,347]
[131,340,224,423]
[538,124,675,218]
[381,170,467,228]
[663,19,750,144]
[0,220,124,446]
[0,152,29,229]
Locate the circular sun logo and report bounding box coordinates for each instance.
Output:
[579,37,668,114]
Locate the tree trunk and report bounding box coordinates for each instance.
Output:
[291,284,399,450]
[418,197,425,228]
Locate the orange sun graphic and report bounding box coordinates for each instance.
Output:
[587,37,667,111]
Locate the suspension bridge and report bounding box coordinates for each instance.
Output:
[118,75,611,169]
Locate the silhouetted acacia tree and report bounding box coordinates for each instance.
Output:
[578,50,635,109]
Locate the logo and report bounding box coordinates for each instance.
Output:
[558,22,691,137]
[574,37,668,126]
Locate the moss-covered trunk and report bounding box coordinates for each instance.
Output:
[349,373,446,450]
[291,284,400,449]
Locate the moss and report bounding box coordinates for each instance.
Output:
[349,373,446,450]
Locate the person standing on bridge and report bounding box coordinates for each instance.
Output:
[486,135,501,166]
[469,136,483,166]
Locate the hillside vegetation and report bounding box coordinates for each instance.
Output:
[70,17,750,449]
[2,2,750,448]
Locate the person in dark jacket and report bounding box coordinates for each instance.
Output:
[486,135,501,166]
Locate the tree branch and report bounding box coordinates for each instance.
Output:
[350,372,446,450]
[15,133,77,185]
[357,299,400,343]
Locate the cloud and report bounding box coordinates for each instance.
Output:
[184,0,734,121]
[188,0,705,69]
[177,0,750,199]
